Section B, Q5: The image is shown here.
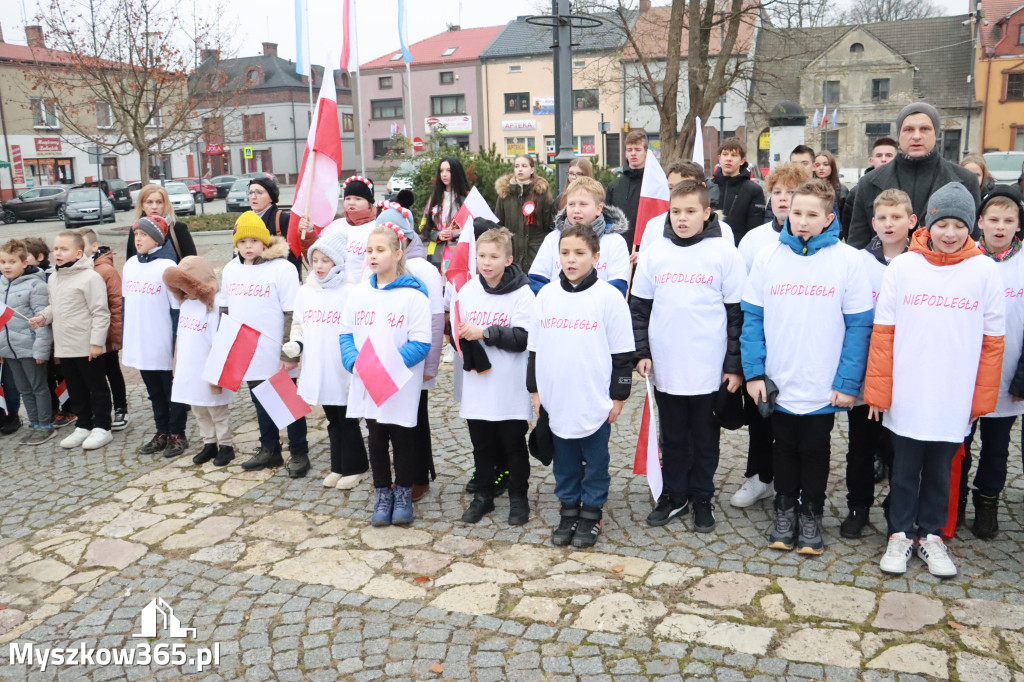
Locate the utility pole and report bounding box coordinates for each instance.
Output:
[718,11,725,150]
[963,0,981,158]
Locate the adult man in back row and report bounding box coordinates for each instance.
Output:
[846,102,980,249]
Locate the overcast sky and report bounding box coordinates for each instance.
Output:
[0,0,971,69]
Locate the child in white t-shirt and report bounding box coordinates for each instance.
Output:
[163,256,236,467]
[220,211,306,476]
[741,179,873,556]
[528,224,635,549]
[319,176,378,284]
[339,224,431,527]
[122,216,186,458]
[867,182,1004,578]
[283,232,369,490]
[632,180,746,533]
[638,162,734,253]
[455,227,535,526]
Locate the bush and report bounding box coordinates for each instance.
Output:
[186,212,237,232]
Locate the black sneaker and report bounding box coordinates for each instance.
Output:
[0,416,22,435]
[111,410,131,432]
[768,495,798,550]
[52,413,77,429]
[464,470,478,493]
[461,493,495,523]
[286,452,310,478]
[571,507,603,549]
[213,445,235,467]
[796,502,824,555]
[551,505,579,546]
[139,433,168,455]
[192,443,218,465]
[839,507,870,538]
[692,500,716,533]
[163,434,189,458]
[646,496,688,527]
[508,495,530,526]
[492,469,509,497]
[241,446,284,471]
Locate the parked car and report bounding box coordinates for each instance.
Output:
[164,181,196,216]
[983,151,1024,184]
[77,179,132,211]
[175,177,217,202]
[225,178,251,212]
[63,187,115,228]
[128,179,167,207]
[210,174,237,198]
[385,159,421,198]
[1,185,69,224]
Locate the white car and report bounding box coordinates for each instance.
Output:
[129,179,164,207]
[385,159,421,197]
[983,152,1024,184]
[163,181,196,216]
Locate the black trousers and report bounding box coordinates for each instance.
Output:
[367,419,417,488]
[60,356,112,431]
[322,404,369,476]
[845,404,894,509]
[771,411,835,506]
[962,416,1016,499]
[413,390,436,485]
[889,434,958,538]
[100,351,127,412]
[466,419,530,497]
[140,370,187,436]
[742,392,774,483]
[654,390,719,503]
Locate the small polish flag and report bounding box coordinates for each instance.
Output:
[0,382,6,414]
[0,304,14,329]
[56,380,69,406]
[632,378,663,501]
[633,149,671,247]
[201,314,262,391]
[251,369,311,429]
[446,186,497,356]
[353,330,413,407]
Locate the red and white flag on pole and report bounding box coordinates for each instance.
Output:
[632,378,663,501]
[632,149,671,247]
[201,314,262,391]
[287,60,343,260]
[353,330,414,407]
[445,186,499,354]
[0,304,15,329]
[56,380,69,407]
[0,381,6,415]
[251,369,311,428]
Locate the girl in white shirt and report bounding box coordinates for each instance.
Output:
[319,177,378,284]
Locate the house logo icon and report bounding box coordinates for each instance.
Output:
[133,597,197,639]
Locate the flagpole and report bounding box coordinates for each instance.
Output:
[304,0,314,112]
[403,3,414,147]
[352,0,366,176]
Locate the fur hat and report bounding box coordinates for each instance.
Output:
[162,256,219,311]
[233,211,270,247]
[248,177,279,204]
[343,175,374,204]
[134,215,169,245]
[926,182,976,230]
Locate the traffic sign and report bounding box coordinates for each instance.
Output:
[412,137,424,152]
[243,146,253,159]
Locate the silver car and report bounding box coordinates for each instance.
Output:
[164,181,196,216]
[63,187,115,228]
[225,178,251,212]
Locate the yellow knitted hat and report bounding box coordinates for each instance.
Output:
[233,211,270,247]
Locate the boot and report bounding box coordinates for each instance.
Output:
[461,493,495,524]
[241,445,284,471]
[551,503,579,546]
[768,494,798,551]
[371,487,394,526]
[213,445,235,467]
[192,443,218,465]
[392,485,414,525]
[839,506,870,539]
[571,505,602,548]
[508,495,530,526]
[796,500,824,555]
[286,452,310,478]
[971,493,999,540]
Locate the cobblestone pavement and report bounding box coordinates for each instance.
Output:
[0,236,1022,681]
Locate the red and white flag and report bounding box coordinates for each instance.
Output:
[251,369,311,429]
[446,186,499,354]
[201,314,261,391]
[56,380,69,407]
[287,63,343,259]
[632,378,663,501]
[353,330,414,407]
[0,304,14,329]
[633,149,671,247]
[0,381,6,415]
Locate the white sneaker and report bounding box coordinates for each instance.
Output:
[82,428,113,450]
[442,344,455,363]
[917,534,957,577]
[323,472,343,487]
[879,532,914,574]
[60,427,91,449]
[729,476,774,508]
[336,471,369,490]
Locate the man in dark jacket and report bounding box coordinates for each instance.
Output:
[840,137,898,236]
[605,129,649,247]
[847,103,980,248]
[712,137,765,245]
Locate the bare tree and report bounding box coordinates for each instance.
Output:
[26,0,241,183]
[844,0,940,24]
[765,0,844,28]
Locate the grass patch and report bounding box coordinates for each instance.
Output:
[186,212,238,232]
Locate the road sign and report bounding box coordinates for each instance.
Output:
[412,137,424,152]
[243,146,253,159]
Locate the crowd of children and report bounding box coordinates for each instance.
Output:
[3,153,1022,576]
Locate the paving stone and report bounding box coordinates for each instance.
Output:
[480,544,561,574]
[573,593,667,634]
[568,551,654,577]
[655,614,775,656]
[360,526,432,549]
[16,558,74,582]
[955,652,1011,682]
[361,575,427,600]
[269,548,376,591]
[866,643,948,679]
[396,548,454,575]
[686,571,770,607]
[872,592,945,632]
[645,561,703,587]
[430,583,501,616]
[510,596,562,623]
[951,599,1024,630]
[433,562,520,586]
[161,516,242,550]
[777,577,876,623]
[776,628,861,667]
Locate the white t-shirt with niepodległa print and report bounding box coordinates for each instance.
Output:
[531,230,630,287]
[983,248,1024,418]
[874,251,1004,441]
[743,241,873,414]
[528,277,635,439]
[171,298,234,407]
[641,213,734,253]
[633,235,746,395]
[454,277,535,421]
[738,221,780,272]
[293,282,355,406]
[121,256,179,371]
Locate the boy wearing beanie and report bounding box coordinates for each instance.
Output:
[222,211,307,475]
[164,256,236,466]
[867,182,1004,577]
[320,176,378,284]
[122,215,188,457]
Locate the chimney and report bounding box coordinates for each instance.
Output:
[200,48,220,62]
[0,23,5,43]
[448,24,460,32]
[25,25,44,48]
[262,42,277,57]
[639,0,651,11]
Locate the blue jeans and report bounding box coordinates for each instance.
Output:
[552,421,611,509]
[889,434,958,538]
[248,379,308,454]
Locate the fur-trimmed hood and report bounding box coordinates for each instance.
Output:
[553,204,629,237]
[495,173,551,200]
[163,256,219,311]
[242,235,290,265]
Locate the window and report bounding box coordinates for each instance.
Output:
[371,98,404,119]
[821,130,839,155]
[871,78,890,102]
[31,98,58,128]
[442,47,457,56]
[572,88,599,110]
[431,94,466,115]
[340,72,350,87]
[504,136,536,157]
[573,135,596,155]
[143,103,162,129]
[823,80,839,104]
[639,83,662,106]
[1007,73,1024,100]
[508,65,522,73]
[95,101,113,129]
[865,122,891,150]
[941,129,961,162]
[242,113,266,141]
[1019,25,1024,45]
[850,42,864,53]
[245,67,263,85]
[378,76,393,90]
[342,113,354,132]
[1015,128,1024,150]
[440,71,454,85]
[573,60,586,69]
[390,53,402,61]
[372,138,404,159]
[504,92,530,113]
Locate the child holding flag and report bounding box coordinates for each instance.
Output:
[320,177,378,284]
[339,224,431,526]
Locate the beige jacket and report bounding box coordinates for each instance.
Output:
[41,256,111,358]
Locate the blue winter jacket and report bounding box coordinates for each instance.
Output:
[339,273,431,372]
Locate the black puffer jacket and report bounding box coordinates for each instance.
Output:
[712,163,765,246]
[606,166,644,245]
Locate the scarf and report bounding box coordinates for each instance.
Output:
[981,235,1022,262]
[315,263,347,289]
[345,205,376,226]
